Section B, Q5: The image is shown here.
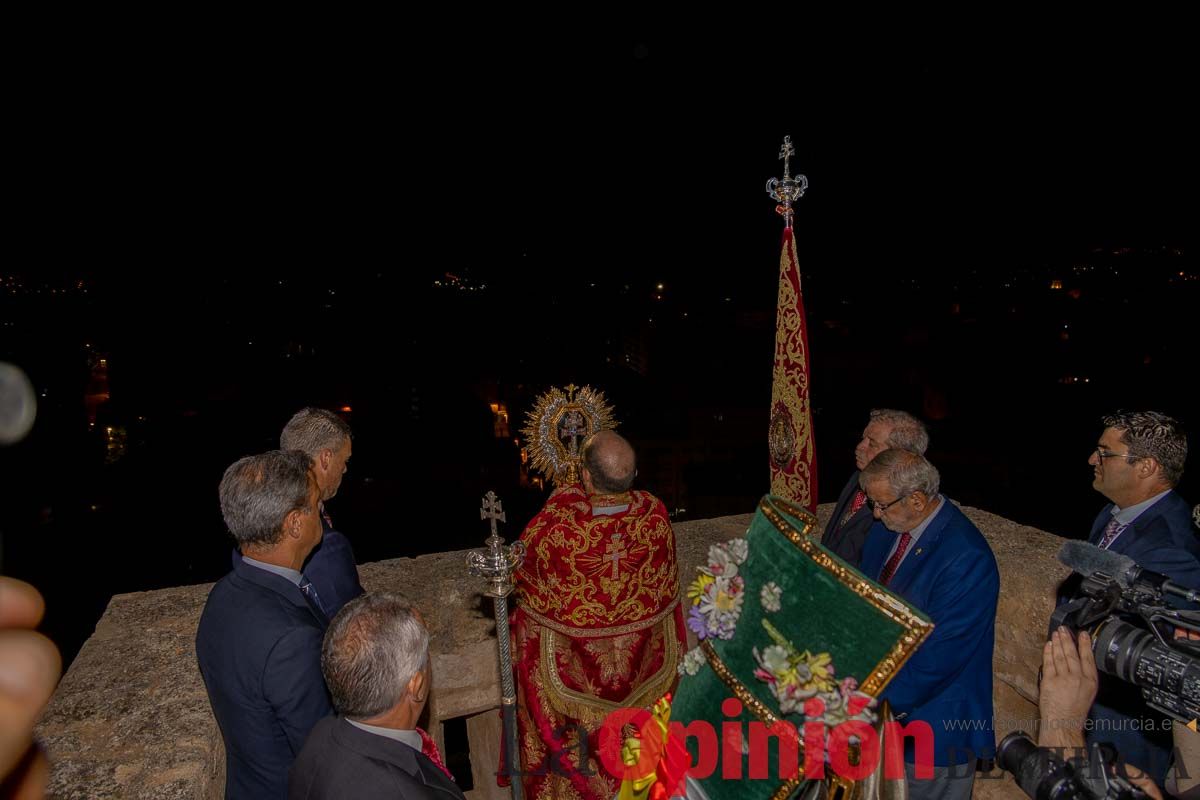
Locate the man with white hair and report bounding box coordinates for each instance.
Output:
[858,448,998,800]
[288,593,465,799]
[822,409,929,567]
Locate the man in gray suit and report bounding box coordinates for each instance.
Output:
[290,593,464,800]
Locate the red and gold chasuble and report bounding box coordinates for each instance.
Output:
[510,485,685,800]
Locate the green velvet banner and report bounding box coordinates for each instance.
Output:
[670,495,933,800]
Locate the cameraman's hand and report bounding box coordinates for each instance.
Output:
[0,576,62,799]
[1037,627,1098,750]
[1123,764,1163,800]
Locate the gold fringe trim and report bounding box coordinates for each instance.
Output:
[521,599,679,639]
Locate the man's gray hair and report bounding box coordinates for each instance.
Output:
[869,409,929,455]
[281,407,352,458]
[860,448,940,498]
[1103,410,1187,486]
[218,450,313,548]
[321,592,430,719]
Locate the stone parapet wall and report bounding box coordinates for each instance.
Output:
[37,504,1067,799]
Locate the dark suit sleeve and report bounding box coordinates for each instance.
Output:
[882,549,999,713]
[1138,547,1200,589]
[822,474,856,543]
[1125,519,1200,590]
[317,531,365,605]
[264,626,333,754]
[325,532,365,598]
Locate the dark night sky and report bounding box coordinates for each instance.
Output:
[2,27,1197,666]
[8,30,1195,284]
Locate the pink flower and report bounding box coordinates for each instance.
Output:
[754,668,776,684]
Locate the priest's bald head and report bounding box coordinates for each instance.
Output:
[581,430,637,495]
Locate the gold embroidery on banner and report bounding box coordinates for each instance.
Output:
[768,406,796,468]
[768,232,816,507]
[758,497,933,695]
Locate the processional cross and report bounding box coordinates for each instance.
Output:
[480,490,506,535]
[766,134,808,228]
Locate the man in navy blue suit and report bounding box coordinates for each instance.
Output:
[233,407,364,616]
[858,449,999,800]
[1080,410,1198,784]
[198,450,334,799]
[821,409,928,567]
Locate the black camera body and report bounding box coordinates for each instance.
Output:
[998,732,1147,800]
[1052,543,1200,724]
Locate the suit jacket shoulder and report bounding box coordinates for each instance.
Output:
[822,471,873,566]
[1112,491,1200,588]
[290,717,465,800]
[196,562,332,798]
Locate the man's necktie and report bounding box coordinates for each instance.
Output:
[839,490,868,530]
[417,726,455,781]
[298,576,328,618]
[1097,517,1128,550]
[879,531,913,586]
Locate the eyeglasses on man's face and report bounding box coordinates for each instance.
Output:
[1094,447,1140,462]
[868,493,911,514]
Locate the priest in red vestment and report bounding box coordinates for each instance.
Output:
[509,430,685,800]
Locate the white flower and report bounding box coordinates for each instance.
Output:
[705,544,738,579]
[698,578,744,619]
[758,645,791,675]
[678,648,707,676]
[760,581,783,612]
[693,575,745,639]
[726,538,749,564]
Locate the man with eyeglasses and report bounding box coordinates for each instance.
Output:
[1087,411,1197,580]
[1080,410,1199,784]
[821,408,929,567]
[858,448,999,800]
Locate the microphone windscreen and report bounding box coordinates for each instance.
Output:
[1057,540,1138,587]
